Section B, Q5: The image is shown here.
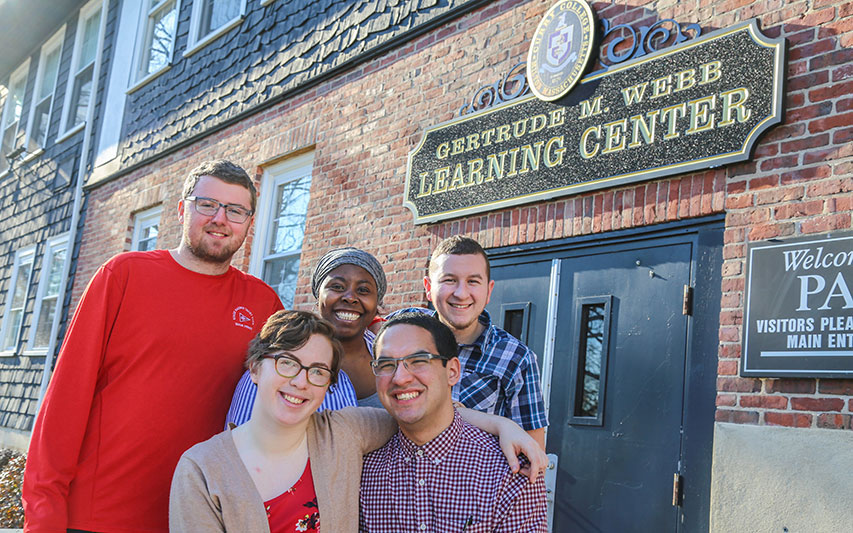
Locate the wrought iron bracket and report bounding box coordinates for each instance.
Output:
[458,17,702,116]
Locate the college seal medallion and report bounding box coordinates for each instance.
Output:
[527,0,596,101]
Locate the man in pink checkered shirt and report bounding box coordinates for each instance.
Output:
[359,312,547,533]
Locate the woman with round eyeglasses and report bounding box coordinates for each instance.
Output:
[170,310,544,532]
[226,248,389,427]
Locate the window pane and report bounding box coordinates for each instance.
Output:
[133,208,162,251]
[45,248,66,296]
[5,76,27,128]
[3,309,23,350]
[11,262,32,307]
[504,308,525,342]
[0,127,12,173]
[263,255,300,308]
[575,304,605,418]
[268,174,311,256]
[80,9,102,67]
[33,295,58,348]
[200,0,240,38]
[70,64,94,126]
[137,223,159,251]
[142,1,177,77]
[2,126,15,167]
[3,259,32,351]
[31,99,52,148]
[39,47,62,101]
[32,245,66,349]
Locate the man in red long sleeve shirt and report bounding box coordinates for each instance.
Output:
[23,160,283,533]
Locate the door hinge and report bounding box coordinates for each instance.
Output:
[682,285,693,316]
[672,472,683,506]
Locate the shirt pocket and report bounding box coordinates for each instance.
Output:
[458,372,501,414]
[434,517,492,533]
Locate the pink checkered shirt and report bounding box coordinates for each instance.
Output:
[359,410,547,532]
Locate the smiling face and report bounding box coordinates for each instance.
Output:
[374,323,460,444]
[318,264,379,341]
[249,333,333,429]
[178,175,253,268]
[424,253,495,344]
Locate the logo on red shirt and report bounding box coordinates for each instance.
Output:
[232,306,255,330]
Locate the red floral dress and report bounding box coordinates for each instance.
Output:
[264,459,320,532]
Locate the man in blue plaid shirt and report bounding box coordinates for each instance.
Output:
[394,235,548,448]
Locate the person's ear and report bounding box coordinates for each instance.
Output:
[424,275,433,303]
[177,199,186,223]
[249,361,260,384]
[484,279,495,305]
[446,357,461,386]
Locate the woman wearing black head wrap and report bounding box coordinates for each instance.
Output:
[226,248,387,425]
[310,248,387,407]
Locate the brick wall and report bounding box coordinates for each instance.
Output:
[76,0,853,430]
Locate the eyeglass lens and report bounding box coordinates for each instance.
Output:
[275,356,331,386]
[372,353,436,376]
[190,196,251,223]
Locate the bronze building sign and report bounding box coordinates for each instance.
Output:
[404,19,785,224]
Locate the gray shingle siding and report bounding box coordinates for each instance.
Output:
[119,0,485,169]
[0,4,88,434]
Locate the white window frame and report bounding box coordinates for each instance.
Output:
[26,234,70,354]
[0,246,36,355]
[59,0,104,139]
[25,26,66,153]
[129,0,181,90]
[131,205,163,251]
[1,60,31,177]
[184,0,246,58]
[250,151,314,308]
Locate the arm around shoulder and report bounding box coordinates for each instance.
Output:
[328,407,397,453]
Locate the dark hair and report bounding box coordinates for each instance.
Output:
[246,310,343,384]
[375,312,458,365]
[182,160,258,212]
[428,235,490,280]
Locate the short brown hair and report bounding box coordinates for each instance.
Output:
[182,160,258,212]
[428,235,491,280]
[246,310,343,385]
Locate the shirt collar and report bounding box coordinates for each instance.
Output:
[395,409,464,462]
[458,309,494,350]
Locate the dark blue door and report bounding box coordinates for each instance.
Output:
[488,226,721,533]
[548,243,691,532]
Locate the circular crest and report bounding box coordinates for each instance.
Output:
[527,0,597,102]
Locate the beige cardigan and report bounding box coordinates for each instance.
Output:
[169,407,396,532]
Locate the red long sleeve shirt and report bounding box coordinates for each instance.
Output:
[23,250,283,532]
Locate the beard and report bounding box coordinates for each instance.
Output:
[183,223,240,265]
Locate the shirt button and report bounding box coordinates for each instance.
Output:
[419,524,427,530]
[418,479,425,486]
[416,449,424,456]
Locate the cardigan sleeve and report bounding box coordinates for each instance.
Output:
[169,455,227,533]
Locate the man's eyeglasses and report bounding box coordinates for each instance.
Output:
[185,196,253,223]
[370,352,444,377]
[262,353,333,387]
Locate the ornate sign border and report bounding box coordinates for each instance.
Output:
[403,20,786,225]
